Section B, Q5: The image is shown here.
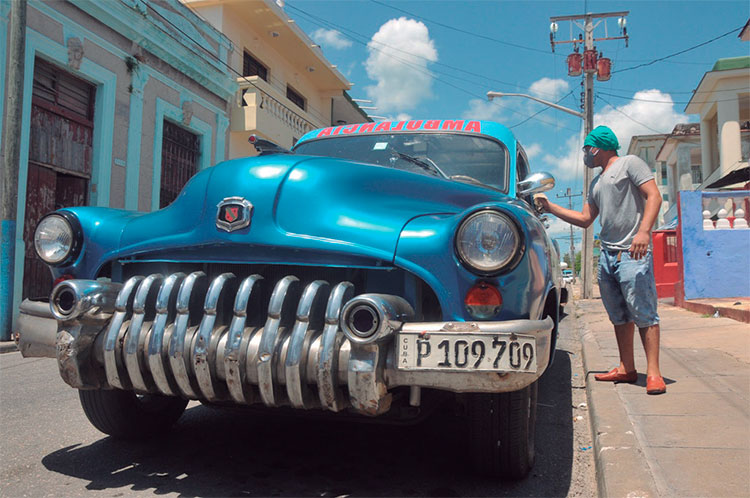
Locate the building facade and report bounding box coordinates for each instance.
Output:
[0,0,236,334]
[183,0,370,158]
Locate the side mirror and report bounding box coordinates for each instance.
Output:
[517,171,555,196]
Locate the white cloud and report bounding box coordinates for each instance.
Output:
[395,112,412,121]
[462,98,504,121]
[546,216,583,254]
[365,17,437,113]
[525,143,542,159]
[529,77,570,100]
[594,89,687,152]
[541,89,687,181]
[311,28,352,50]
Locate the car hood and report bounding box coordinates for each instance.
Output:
[118,155,509,264]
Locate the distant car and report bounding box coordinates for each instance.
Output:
[562,269,575,284]
[17,119,565,480]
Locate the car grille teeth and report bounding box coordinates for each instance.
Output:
[102,272,356,411]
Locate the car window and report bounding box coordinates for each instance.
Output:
[294,133,509,192]
[516,145,532,204]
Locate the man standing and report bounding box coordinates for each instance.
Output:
[535,125,666,395]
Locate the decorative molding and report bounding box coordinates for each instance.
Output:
[67,36,84,70]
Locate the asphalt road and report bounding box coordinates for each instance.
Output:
[0,312,595,497]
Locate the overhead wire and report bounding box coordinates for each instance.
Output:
[597,95,666,134]
[612,26,743,74]
[286,3,581,130]
[597,91,744,105]
[368,0,558,56]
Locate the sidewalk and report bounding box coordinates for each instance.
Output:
[575,289,750,497]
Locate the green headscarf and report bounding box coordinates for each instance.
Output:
[584,126,620,151]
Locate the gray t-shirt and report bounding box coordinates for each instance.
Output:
[588,155,654,251]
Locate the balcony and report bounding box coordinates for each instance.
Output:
[231,76,323,147]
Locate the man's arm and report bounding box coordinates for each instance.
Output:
[534,194,599,228]
[629,179,662,259]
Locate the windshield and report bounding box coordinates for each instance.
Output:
[293,133,508,191]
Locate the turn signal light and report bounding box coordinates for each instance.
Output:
[465,282,502,319]
[53,274,74,287]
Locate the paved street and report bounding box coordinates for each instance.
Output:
[0,312,594,497]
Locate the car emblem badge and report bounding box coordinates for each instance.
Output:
[216,197,253,232]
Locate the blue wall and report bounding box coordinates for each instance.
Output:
[680,190,750,299]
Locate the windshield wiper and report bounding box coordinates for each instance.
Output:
[388,148,447,178]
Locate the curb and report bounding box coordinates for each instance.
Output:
[680,300,750,323]
[574,301,659,498]
[0,341,18,354]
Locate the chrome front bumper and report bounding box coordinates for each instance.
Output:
[16,274,554,417]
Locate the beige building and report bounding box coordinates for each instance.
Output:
[183,0,369,157]
[685,56,750,189]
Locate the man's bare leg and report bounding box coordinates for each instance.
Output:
[614,322,637,373]
[639,324,662,378]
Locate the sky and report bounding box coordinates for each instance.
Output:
[285,0,750,249]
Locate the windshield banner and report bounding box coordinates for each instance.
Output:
[316,119,482,138]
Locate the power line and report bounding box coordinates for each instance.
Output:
[612,26,743,74]
[510,90,574,129]
[597,91,745,105]
[368,0,558,56]
[597,95,666,134]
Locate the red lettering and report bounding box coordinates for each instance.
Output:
[359,122,376,133]
[317,127,333,137]
[392,121,406,131]
[332,126,343,135]
[465,121,481,133]
[374,121,392,132]
[342,124,359,134]
[442,120,464,131]
[424,120,440,130]
[406,120,423,130]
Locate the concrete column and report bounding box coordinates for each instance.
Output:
[717,95,741,176]
[700,116,714,182]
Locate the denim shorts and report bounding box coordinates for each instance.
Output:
[597,250,659,328]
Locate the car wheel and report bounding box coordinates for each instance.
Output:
[78,389,188,439]
[467,380,538,480]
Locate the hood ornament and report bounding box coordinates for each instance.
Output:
[216,197,253,232]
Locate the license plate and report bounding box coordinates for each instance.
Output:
[396,332,537,373]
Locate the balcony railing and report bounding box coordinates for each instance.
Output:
[231,76,321,143]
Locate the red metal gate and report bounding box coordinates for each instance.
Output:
[23,58,95,299]
[160,121,200,208]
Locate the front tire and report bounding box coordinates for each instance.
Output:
[467,381,538,480]
[78,389,188,439]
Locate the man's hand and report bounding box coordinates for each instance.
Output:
[629,231,650,260]
[533,193,549,213]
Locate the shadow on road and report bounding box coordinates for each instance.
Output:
[42,353,575,497]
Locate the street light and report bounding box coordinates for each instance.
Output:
[486,91,583,118]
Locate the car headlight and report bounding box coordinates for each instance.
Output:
[34,213,80,265]
[455,210,523,275]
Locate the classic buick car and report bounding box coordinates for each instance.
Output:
[17,119,564,480]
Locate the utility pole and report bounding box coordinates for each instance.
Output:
[557,188,582,280]
[1,0,28,340]
[549,11,629,298]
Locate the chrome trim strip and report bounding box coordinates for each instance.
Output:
[147,273,185,396]
[285,280,330,409]
[317,281,353,412]
[257,275,299,406]
[169,271,205,398]
[193,273,235,401]
[224,274,263,404]
[124,274,162,392]
[103,276,143,389]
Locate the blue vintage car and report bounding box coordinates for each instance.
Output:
[17,119,563,480]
